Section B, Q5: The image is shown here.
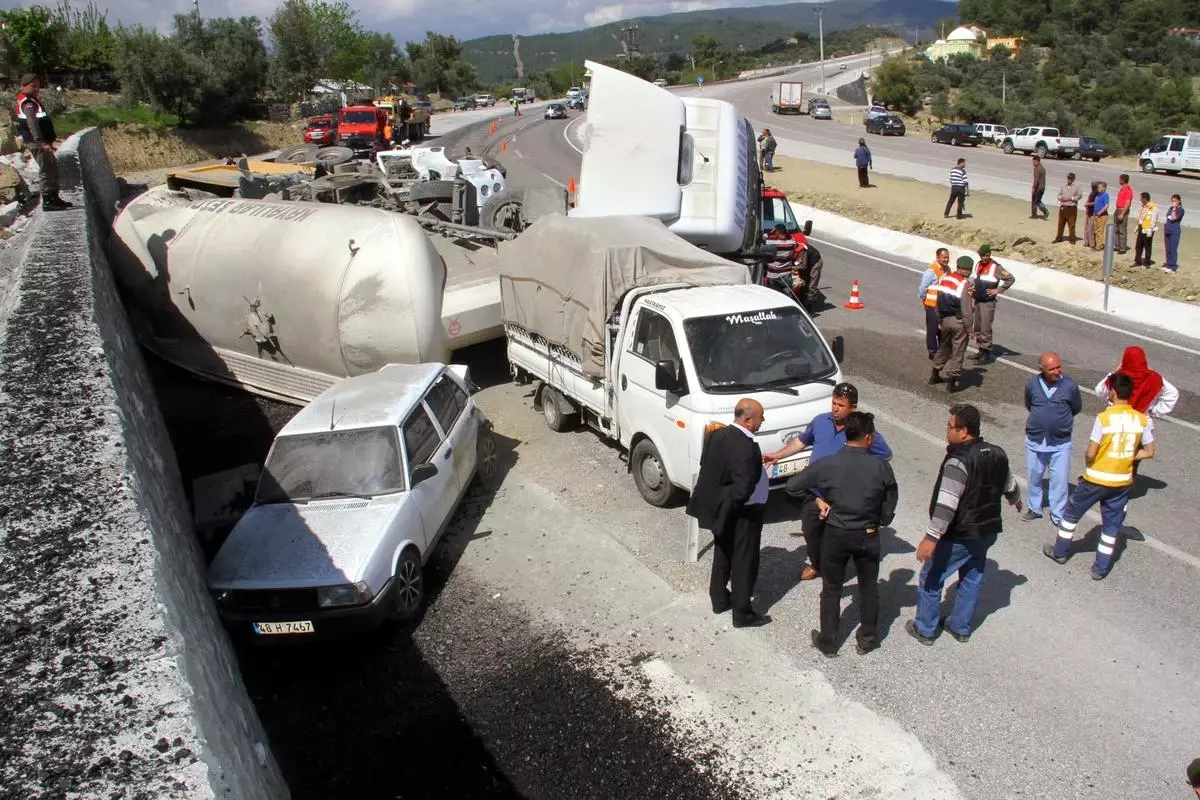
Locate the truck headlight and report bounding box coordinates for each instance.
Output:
[317,581,373,608]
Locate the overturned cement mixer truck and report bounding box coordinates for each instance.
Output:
[109,60,788,405]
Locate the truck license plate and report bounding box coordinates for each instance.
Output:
[253,620,314,635]
[770,456,809,479]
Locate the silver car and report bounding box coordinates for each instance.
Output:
[207,363,498,639]
[812,104,833,120]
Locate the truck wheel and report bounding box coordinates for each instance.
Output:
[630,439,680,507]
[540,386,577,432]
[1072,151,1083,160]
[1034,143,1048,158]
[1140,160,1156,174]
[1002,141,1015,154]
[389,547,424,622]
[481,189,527,232]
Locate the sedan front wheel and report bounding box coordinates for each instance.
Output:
[389,547,424,622]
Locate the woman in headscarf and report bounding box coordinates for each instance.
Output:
[1093,346,1179,418]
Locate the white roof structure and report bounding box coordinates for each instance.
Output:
[947,26,980,41]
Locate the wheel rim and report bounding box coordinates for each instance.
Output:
[490,201,524,231]
[395,558,422,612]
[478,433,498,481]
[639,451,665,491]
[543,393,560,425]
[951,138,958,146]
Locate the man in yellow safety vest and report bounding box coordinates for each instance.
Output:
[1043,371,1155,580]
[917,248,950,359]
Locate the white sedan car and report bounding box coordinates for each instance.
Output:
[207,363,498,639]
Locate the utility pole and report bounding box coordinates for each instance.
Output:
[815,3,825,95]
[1002,70,1007,105]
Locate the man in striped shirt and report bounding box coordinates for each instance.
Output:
[908,404,1022,645]
[945,158,968,219]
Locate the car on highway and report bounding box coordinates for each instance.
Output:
[865,114,906,136]
[545,103,568,120]
[1075,136,1110,162]
[566,86,583,100]
[207,362,498,639]
[412,100,436,115]
[807,97,830,115]
[452,97,475,111]
[863,104,888,123]
[653,78,668,87]
[302,114,335,145]
[474,93,495,107]
[812,104,833,120]
[931,123,983,147]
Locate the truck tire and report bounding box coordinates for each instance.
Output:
[277,144,320,164]
[540,386,578,432]
[1140,160,1156,174]
[481,189,527,232]
[314,146,355,167]
[630,438,680,507]
[1002,140,1015,154]
[1034,143,1048,158]
[1072,151,1083,160]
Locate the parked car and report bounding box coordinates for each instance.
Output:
[653,78,668,87]
[566,86,583,100]
[931,123,983,146]
[207,363,498,639]
[974,123,1008,144]
[302,115,335,145]
[1000,126,1080,158]
[474,93,495,107]
[807,97,830,115]
[1075,136,1110,162]
[863,104,888,123]
[545,102,568,120]
[812,104,833,120]
[866,114,905,136]
[452,97,475,111]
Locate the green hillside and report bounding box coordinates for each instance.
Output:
[463,0,954,83]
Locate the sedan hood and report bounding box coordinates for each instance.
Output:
[209,499,402,588]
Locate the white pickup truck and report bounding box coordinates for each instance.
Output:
[1000,126,1081,159]
[500,213,845,507]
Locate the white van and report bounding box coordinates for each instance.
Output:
[974,123,1008,144]
[1139,131,1200,175]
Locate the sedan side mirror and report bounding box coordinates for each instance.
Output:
[830,335,845,364]
[411,462,438,487]
[803,220,813,236]
[654,359,681,393]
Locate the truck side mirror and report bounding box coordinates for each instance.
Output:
[803,220,813,236]
[411,462,438,487]
[654,359,681,392]
[830,335,845,364]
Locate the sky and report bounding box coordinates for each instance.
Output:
[1,0,840,43]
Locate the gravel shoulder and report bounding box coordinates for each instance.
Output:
[768,154,1198,303]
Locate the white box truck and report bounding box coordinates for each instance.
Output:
[1138,131,1200,176]
[771,81,804,114]
[500,213,845,506]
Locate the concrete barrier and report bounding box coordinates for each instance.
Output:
[0,129,290,799]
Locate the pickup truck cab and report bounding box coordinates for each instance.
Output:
[1001,126,1080,159]
[1139,131,1200,175]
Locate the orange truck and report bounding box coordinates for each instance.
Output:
[336,104,389,155]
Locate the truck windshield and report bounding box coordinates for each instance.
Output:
[255,426,404,504]
[761,197,800,233]
[683,306,837,393]
[341,111,377,124]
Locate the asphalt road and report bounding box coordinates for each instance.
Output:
[486,106,1200,798]
[670,58,1200,228]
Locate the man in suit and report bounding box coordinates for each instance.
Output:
[687,398,771,628]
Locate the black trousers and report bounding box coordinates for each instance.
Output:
[1134,230,1154,265]
[945,186,965,217]
[924,305,941,358]
[709,507,764,619]
[816,527,881,650]
[800,498,826,570]
[857,166,869,187]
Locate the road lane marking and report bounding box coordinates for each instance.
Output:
[907,327,1200,433]
[860,401,1200,572]
[819,238,1200,357]
[564,116,585,156]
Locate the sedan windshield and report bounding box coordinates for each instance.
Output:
[255,426,404,504]
[683,306,837,393]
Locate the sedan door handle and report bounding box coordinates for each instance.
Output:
[443,448,453,460]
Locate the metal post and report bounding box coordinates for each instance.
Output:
[685,470,706,563]
[816,4,825,95]
[1102,218,1115,311]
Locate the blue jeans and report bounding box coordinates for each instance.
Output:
[1053,479,1128,574]
[1025,439,1071,524]
[915,534,996,638]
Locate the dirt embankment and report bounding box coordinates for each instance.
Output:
[101,121,305,176]
[771,154,1199,303]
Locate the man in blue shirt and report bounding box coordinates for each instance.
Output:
[1022,351,1083,526]
[854,138,873,188]
[767,382,892,581]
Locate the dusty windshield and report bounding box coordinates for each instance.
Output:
[341,111,377,125]
[683,306,837,393]
[255,426,404,504]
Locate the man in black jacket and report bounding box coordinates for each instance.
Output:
[909,403,1022,645]
[786,412,898,656]
[687,398,771,628]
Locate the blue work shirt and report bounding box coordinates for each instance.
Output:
[797,411,892,500]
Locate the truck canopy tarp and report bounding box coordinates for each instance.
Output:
[498,213,749,378]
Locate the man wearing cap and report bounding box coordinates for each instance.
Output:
[767,382,892,583]
[930,255,975,393]
[1053,172,1082,244]
[15,75,72,211]
[969,244,1015,365]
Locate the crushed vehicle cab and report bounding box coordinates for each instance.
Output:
[501,214,844,507]
[208,362,497,639]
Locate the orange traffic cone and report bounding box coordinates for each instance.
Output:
[500,139,508,152]
[567,176,577,208]
[844,280,865,310]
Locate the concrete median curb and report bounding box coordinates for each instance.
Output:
[792,200,1200,341]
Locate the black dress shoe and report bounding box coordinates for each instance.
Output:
[946,377,959,393]
[810,629,837,657]
[712,600,732,614]
[732,612,772,628]
[855,639,878,655]
[928,368,943,385]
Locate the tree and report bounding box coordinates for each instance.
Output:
[0,5,67,78]
[870,55,920,114]
[406,32,475,95]
[604,54,658,81]
[52,1,115,80]
[268,0,371,100]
